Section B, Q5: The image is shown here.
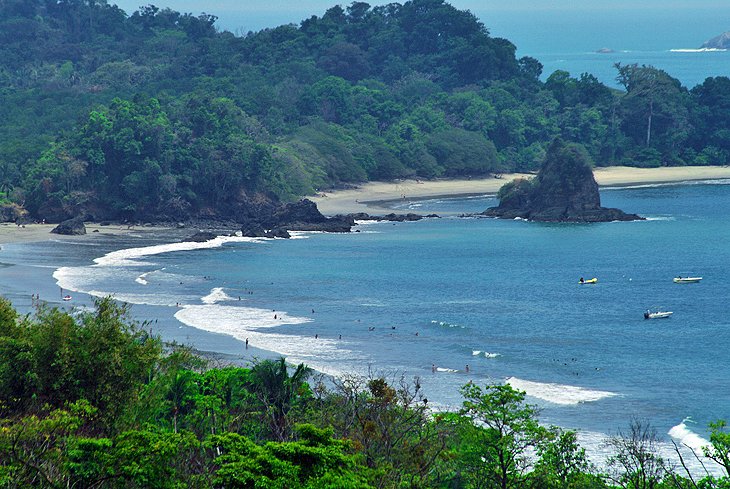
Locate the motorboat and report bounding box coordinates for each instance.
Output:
[644,310,672,319]
[579,278,597,284]
[673,276,702,284]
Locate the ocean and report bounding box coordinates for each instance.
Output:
[1,180,729,471]
[480,7,730,89]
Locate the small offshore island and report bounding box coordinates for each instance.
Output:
[484,140,643,222]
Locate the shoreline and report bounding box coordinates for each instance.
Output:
[0,165,728,246]
[309,165,730,215]
[0,178,723,477]
[0,222,175,247]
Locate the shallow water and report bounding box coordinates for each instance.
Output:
[2,181,729,472]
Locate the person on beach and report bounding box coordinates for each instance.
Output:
[245,338,249,349]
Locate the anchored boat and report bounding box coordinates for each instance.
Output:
[644,310,673,319]
[673,276,702,283]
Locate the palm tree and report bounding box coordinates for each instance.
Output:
[249,357,311,441]
[166,370,198,433]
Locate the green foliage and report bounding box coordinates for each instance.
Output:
[455,382,547,489]
[0,1,727,222]
[0,297,162,428]
[248,357,313,442]
[1,298,730,487]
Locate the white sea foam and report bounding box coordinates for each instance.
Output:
[506,377,617,405]
[436,367,459,373]
[201,287,237,304]
[643,216,676,221]
[94,235,267,267]
[575,428,723,478]
[173,303,369,378]
[668,418,711,457]
[670,48,727,53]
[175,304,311,330]
[135,272,149,285]
[84,290,193,307]
[431,320,466,329]
[472,350,500,358]
[288,231,317,239]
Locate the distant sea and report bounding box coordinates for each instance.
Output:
[480,7,730,89]
[2,181,729,472]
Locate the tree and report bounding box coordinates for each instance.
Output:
[704,420,730,478]
[532,427,601,488]
[615,63,689,151]
[604,418,668,489]
[248,357,312,442]
[455,383,546,489]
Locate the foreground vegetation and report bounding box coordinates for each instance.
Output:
[2,1,730,221]
[1,297,729,488]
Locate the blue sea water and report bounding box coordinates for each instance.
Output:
[479,7,730,89]
[1,180,729,469]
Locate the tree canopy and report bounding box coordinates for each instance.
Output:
[0,1,729,222]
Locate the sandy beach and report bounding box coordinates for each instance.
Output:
[0,222,172,246]
[0,165,728,245]
[310,165,730,215]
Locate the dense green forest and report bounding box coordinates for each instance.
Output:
[0,297,729,488]
[1,0,730,222]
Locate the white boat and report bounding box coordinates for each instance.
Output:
[644,310,673,319]
[673,276,702,283]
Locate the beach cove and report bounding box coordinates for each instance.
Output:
[310,165,730,215]
[1,166,730,473]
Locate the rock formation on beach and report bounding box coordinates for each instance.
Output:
[483,140,643,222]
[239,199,355,238]
[701,31,730,49]
[50,216,87,235]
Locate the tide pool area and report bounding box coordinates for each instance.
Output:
[1,181,729,472]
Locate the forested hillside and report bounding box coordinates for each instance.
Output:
[1,0,730,221]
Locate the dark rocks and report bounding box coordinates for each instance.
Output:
[273,199,327,225]
[236,198,439,238]
[240,199,355,238]
[484,140,643,223]
[0,204,28,223]
[381,213,424,222]
[184,231,218,242]
[343,212,439,222]
[50,216,87,235]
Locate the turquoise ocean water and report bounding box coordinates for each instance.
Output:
[2,181,729,469]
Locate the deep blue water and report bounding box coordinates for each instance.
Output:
[1,181,729,468]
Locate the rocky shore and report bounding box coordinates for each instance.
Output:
[484,140,643,223]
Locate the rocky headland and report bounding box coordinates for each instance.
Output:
[701,31,730,49]
[169,198,432,241]
[483,140,643,222]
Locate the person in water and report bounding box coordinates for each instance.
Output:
[579,277,585,283]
